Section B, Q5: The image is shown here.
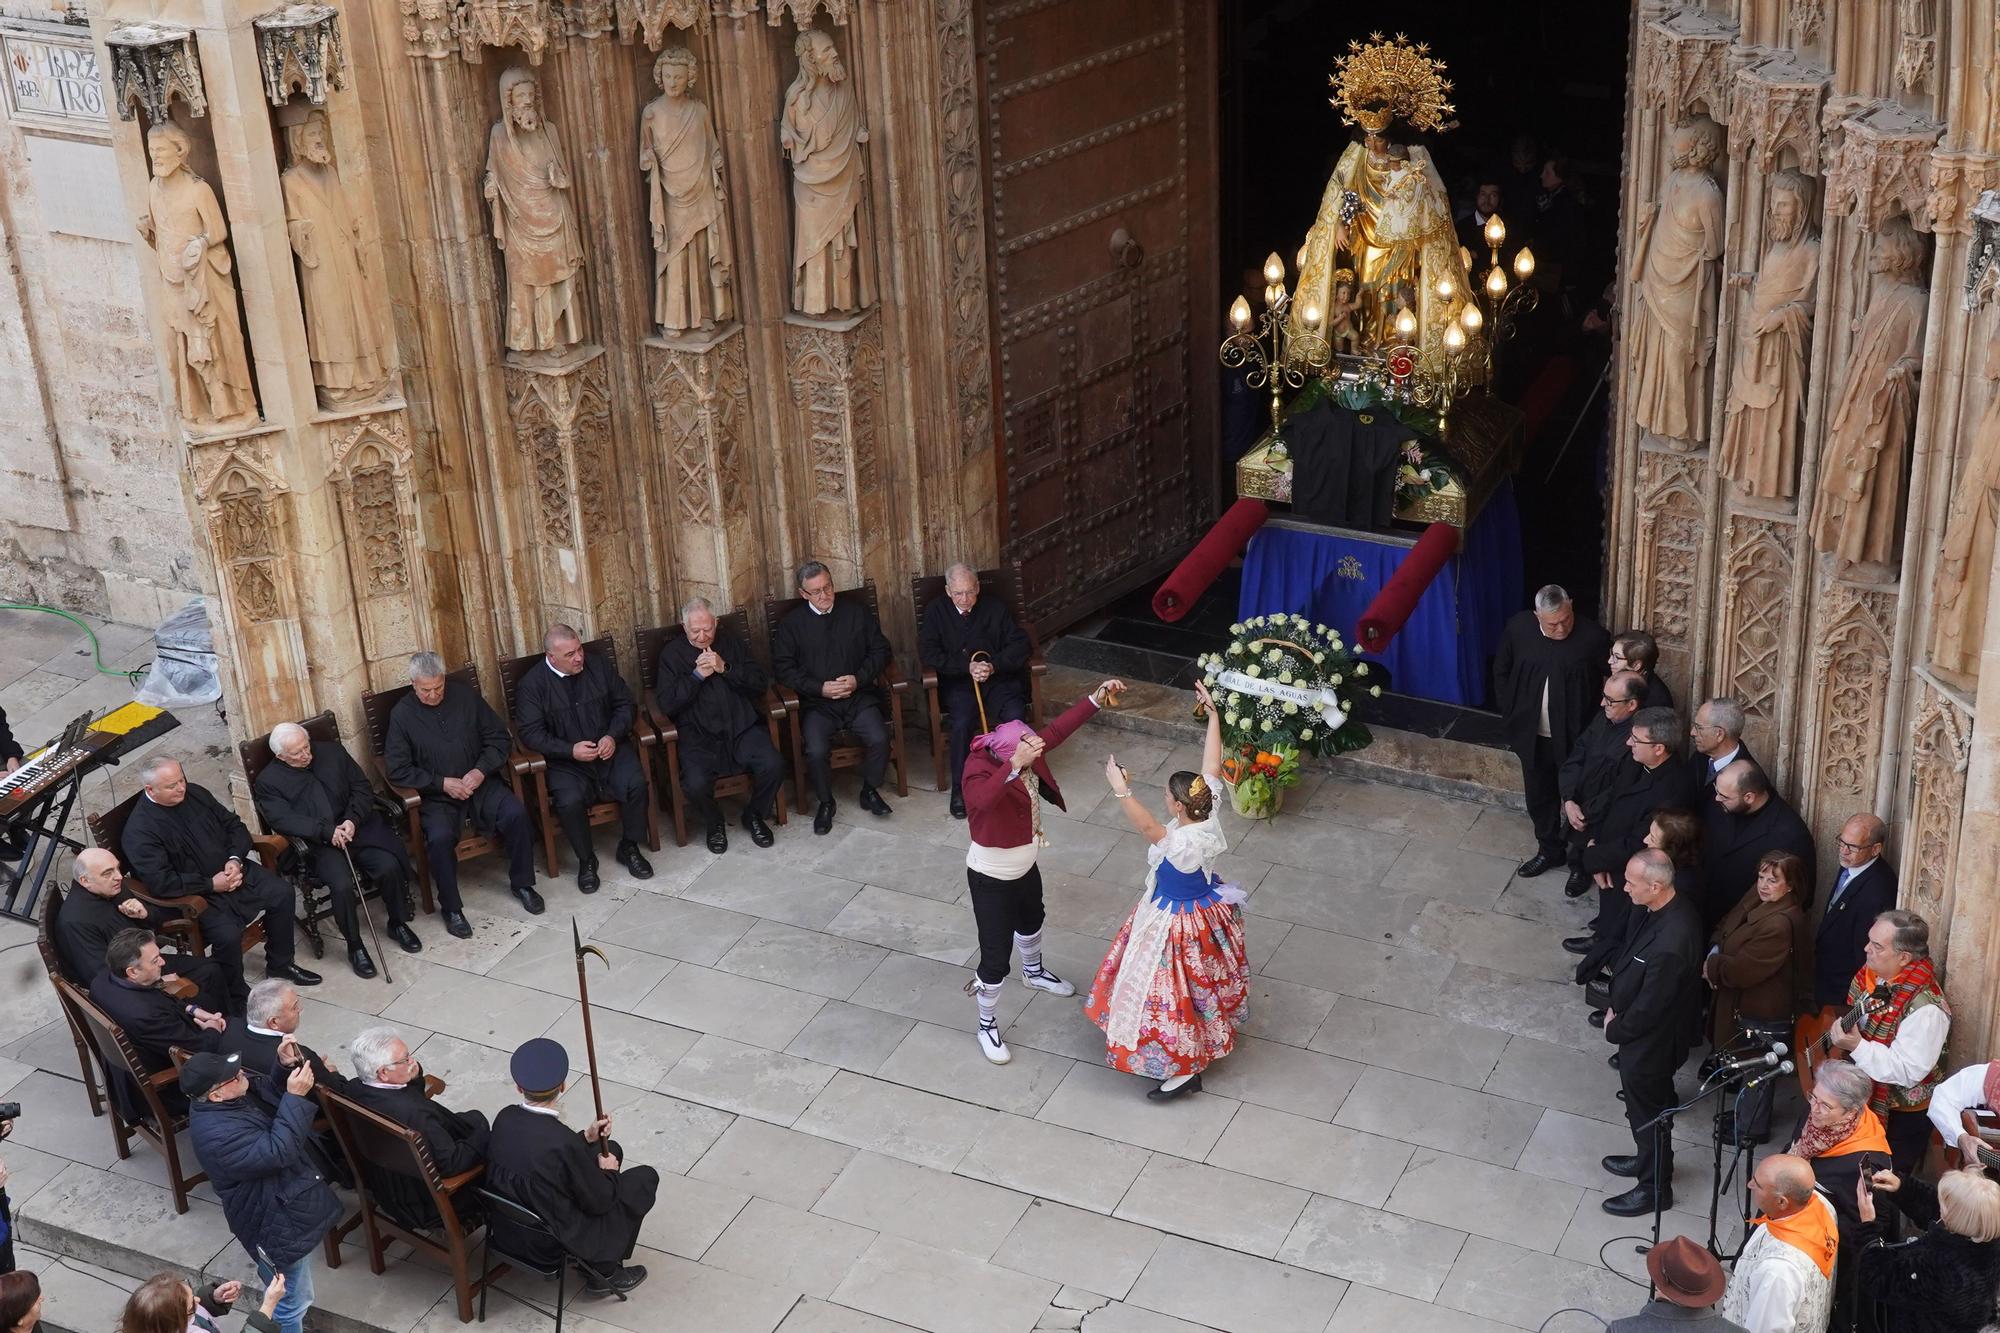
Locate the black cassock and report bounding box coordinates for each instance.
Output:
[485,1104,658,1269]
[772,601,894,801]
[252,741,413,937]
[1699,793,1816,928]
[345,1079,490,1229]
[88,971,223,1120]
[1581,756,1697,945]
[1491,610,1611,857]
[54,884,226,1010]
[514,656,648,853]
[653,631,783,825]
[0,706,20,764]
[385,682,537,906]
[918,594,1030,795]
[123,786,300,999]
[1605,892,1703,1187]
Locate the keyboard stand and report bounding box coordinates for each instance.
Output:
[0,766,88,923]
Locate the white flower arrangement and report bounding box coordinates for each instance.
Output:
[1195,619,1374,759]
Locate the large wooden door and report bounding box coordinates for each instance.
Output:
[979,0,1219,629]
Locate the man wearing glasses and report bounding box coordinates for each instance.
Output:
[345,1025,490,1228]
[1554,671,1645,902]
[1800,816,1897,1083]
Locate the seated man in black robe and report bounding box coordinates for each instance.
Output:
[487,1038,655,1294]
[345,1025,489,1229]
[122,755,319,1004]
[514,626,653,893]
[653,599,783,855]
[385,652,543,931]
[89,928,228,1084]
[773,560,895,835]
[918,563,1030,820]
[224,977,347,1095]
[253,722,421,979]
[57,848,227,1013]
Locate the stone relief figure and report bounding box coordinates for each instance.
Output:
[484,66,586,356]
[1628,118,1726,447]
[1717,169,1820,499]
[781,27,875,317]
[1809,215,1930,574]
[281,108,389,408]
[1928,300,2000,685]
[640,46,733,334]
[138,123,257,428]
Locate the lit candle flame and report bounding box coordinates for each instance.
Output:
[1394,306,1417,339]
[1484,214,1506,248]
[1514,247,1536,280]
[1443,322,1466,351]
[1434,274,1456,302]
[1302,303,1322,329]
[1229,295,1252,329]
[1460,303,1484,331]
[1262,252,1285,285]
[1486,267,1508,298]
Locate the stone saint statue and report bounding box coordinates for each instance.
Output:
[484,67,586,355]
[1928,300,2000,684]
[137,123,256,428]
[1810,215,1930,573]
[281,109,389,408]
[1716,169,1820,498]
[640,46,733,333]
[781,27,875,316]
[1629,119,1726,447]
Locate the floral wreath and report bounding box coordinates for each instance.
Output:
[1196,614,1375,761]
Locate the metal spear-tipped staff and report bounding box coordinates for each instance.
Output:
[572,916,609,1122]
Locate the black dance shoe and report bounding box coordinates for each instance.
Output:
[1146,1073,1203,1102]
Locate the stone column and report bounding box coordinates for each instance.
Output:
[783,309,887,592]
[645,325,760,613]
[505,347,628,634]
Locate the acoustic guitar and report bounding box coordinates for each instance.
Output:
[1803,982,1894,1077]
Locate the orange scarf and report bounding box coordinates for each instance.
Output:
[1822,1108,1891,1160]
[1753,1194,1838,1278]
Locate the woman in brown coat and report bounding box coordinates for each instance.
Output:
[1706,849,1810,1144]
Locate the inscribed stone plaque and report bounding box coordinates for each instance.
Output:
[2,28,107,128]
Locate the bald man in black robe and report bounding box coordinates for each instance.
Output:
[1493,586,1611,877]
[653,602,784,854]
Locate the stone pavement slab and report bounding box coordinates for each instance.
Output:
[1244,863,1426,945]
[578,1245,800,1333]
[543,1002,700,1091]
[829,1233,1058,1333]
[690,1116,855,1210]
[1333,1066,1545,1167]
[1308,995,1502,1090]
[786,1001,919,1075]
[1261,924,1456,1007]
[1034,1063,1239,1161]
[775,1298,925,1332]
[813,1151,1031,1261]
[1195,1034,1359,1121]
[1326,1284,1516,1333]
[1126,1236,1344,1333]
[990,1196,1163,1302]
[954,1113,1151,1215]
[1384,1149,1583,1254]
[633,962,828,1050]
[20,1163,234,1279]
[717,919,893,1000]
[1277,1194,1467,1301]
[594,892,758,967]
[795,1070,997,1171]
[489,925,676,1011]
[875,1020,1073,1117]
[824,887,975,964]
[1435,1235,1642,1331]
[1299,778,1484,840]
[661,1033,840,1124]
[1204,1102,1412,1209]
[702,1197,878,1299]
[641,1170,750,1259]
[1114,1154,1308,1258]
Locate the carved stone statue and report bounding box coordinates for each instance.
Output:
[1629,118,1726,447]
[1717,169,1820,499]
[281,108,389,408]
[640,46,733,333]
[484,67,586,355]
[1810,215,1930,573]
[138,123,256,428]
[1928,301,2000,684]
[781,27,874,317]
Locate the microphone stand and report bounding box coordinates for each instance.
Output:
[1633,1059,1792,1256]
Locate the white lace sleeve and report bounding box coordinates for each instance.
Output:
[1159,775,1228,873]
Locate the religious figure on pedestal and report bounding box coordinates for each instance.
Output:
[1927,298,2000,685]
[641,47,733,334]
[138,123,257,429]
[1628,118,1725,448]
[281,108,389,408]
[1290,34,1468,364]
[1810,215,1930,575]
[1716,169,1820,498]
[484,67,586,356]
[781,27,875,317]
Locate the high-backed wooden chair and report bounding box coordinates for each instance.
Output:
[86,791,278,961]
[635,613,791,847]
[361,665,539,907]
[36,888,104,1117]
[909,561,1050,791]
[320,1087,502,1323]
[497,637,661,874]
[761,581,910,802]
[63,978,208,1213]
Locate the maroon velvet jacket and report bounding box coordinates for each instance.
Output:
[961,694,1100,849]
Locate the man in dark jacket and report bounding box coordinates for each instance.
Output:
[1701,760,1815,927]
[223,979,346,1098]
[1606,1235,1748,1330]
[918,564,1031,819]
[122,755,319,1005]
[252,722,420,978]
[89,928,229,1073]
[385,652,542,930]
[773,560,896,835]
[1555,670,1643,901]
[1809,812,1898,1015]
[1601,850,1705,1216]
[1491,585,1610,875]
[344,1025,489,1229]
[57,848,226,1012]
[653,599,783,855]
[486,1038,655,1293]
[514,625,652,893]
[1573,707,1695,956]
[184,1051,341,1333]
[1685,697,1752,795]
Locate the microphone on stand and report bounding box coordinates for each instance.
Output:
[1714,1049,1783,1077]
[1741,1060,1796,1092]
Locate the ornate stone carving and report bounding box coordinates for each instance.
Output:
[1921,152,2000,237]
[1790,0,1826,41]
[1905,680,1972,929]
[785,314,885,575]
[647,328,749,527]
[140,123,258,430]
[1629,118,1725,448]
[281,107,391,408]
[767,0,851,25]
[399,0,460,59]
[1631,446,1706,685]
[1927,300,2000,685]
[329,412,415,598]
[485,67,586,354]
[615,0,705,47]
[1824,102,1942,233]
[1895,0,1937,93]
[190,437,292,628]
[1727,54,1826,175]
[459,0,553,63]
[1968,190,2000,310]
[252,5,346,106]
[1717,513,1795,733]
[1640,10,1735,123]
[937,0,992,462]
[105,24,207,122]
[1718,170,1820,499]
[564,0,614,38]
[782,27,875,316]
[641,47,733,333]
[506,352,609,549]
[1811,585,1896,802]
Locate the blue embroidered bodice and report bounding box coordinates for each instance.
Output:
[1149,857,1223,913]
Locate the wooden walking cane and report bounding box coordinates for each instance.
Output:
[968,651,993,733]
[339,843,393,984]
[571,917,610,1122]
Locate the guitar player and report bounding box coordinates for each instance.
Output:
[1928,1062,2000,1170]
[1825,909,1952,1174]
[1798,814,1897,1093]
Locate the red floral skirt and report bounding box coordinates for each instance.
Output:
[1084,895,1250,1080]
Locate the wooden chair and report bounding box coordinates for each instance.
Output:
[85,791,278,962]
[320,1087,502,1323]
[762,581,910,802]
[360,665,540,909]
[62,978,208,1213]
[909,561,1050,791]
[35,888,104,1117]
[497,637,661,875]
[635,613,792,848]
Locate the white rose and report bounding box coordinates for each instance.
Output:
[1331,673,1343,685]
[1277,671,1294,685]
[1283,702,1299,715]
[1227,643,1243,656]
[1370,685,1382,697]
[1229,623,1243,635]
[1313,652,1326,664]
[1355,663,1369,677]
[1245,664,1261,678]
[1228,693,1241,707]
[1225,713,1239,727]
[1260,719,1274,732]
[1300,728,1314,740]
[1314,623,1327,634]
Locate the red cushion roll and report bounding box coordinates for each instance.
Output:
[1152,499,1270,622]
[1356,521,1460,650]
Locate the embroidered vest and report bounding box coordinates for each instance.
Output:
[1849,959,1950,1113]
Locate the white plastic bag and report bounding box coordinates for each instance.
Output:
[135,598,223,707]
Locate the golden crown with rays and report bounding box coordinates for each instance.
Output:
[1331,32,1456,135]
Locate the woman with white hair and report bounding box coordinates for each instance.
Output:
[1854,1162,2000,1333]
[1788,1059,1891,1327]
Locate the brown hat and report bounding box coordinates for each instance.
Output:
[1647,1235,1725,1307]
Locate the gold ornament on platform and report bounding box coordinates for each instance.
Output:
[1331,32,1455,135]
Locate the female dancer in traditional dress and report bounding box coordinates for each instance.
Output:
[1084,680,1249,1100]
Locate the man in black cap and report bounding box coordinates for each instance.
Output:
[57,847,227,1013]
[1606,1235,1748,1329]
[484,1037,656,1293]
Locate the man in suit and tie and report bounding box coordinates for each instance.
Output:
[1800,813,1897,1088]
[918,563,1032,820]
[1555,671,1644,902]
[1686,698,1751,794]
[1698,761,1814,927]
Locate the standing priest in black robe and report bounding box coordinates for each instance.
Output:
[919,563,1031,819]
[252,722,420,979]
[123,755,318,1004]
[385,652,542,930]
[653,599,783,855]
[773,560,895,835]
[1492,584,1612,877]
[514,625,652,893]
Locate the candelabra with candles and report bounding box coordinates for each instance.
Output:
[1220,251,1333,446]
[1470,213,1538,374]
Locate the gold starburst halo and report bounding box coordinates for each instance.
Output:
[1330,32,1456,135]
